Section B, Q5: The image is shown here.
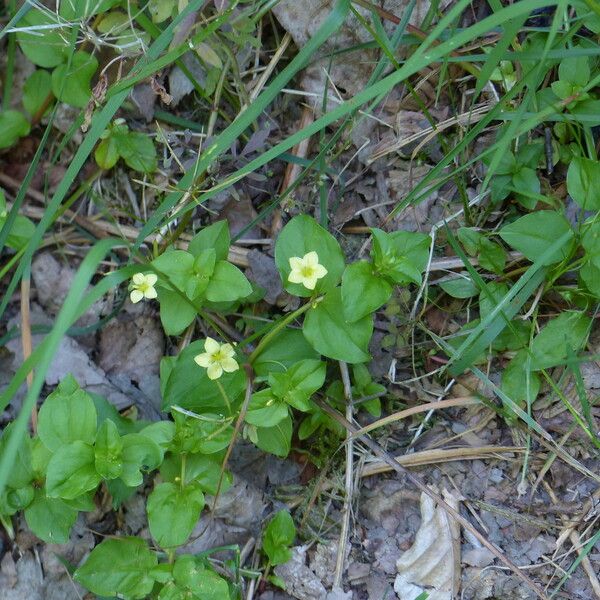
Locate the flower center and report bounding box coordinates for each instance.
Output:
[301,266,315,278]
[210,350,224,362]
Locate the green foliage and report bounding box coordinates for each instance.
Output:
[74,537,158,599]
[95,120,158,173]
[499,211,574,265]
[150,221,252,334]
[51,51,98,108]
[0,110,30,150]
[263,510,296,566]
[147,481,205,548]
[275,214,345,297]
[485,141,544,208]
[0,189,35,250]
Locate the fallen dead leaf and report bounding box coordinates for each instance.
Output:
[394,489,461,600]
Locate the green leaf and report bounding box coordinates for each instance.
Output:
[90,392,140,435]
[51,51,98,108]
[186,250,216,300]
[116,131,158,173]
[156,287,198,335]
[95,135,120,170]
[567,157,600,210]
[46,441,101,500]
[303,288,372,363]
[205,261,252,302]
[0,424,34,489]
[581,218,600,256]
[439,276,478,298]
[148,0,176,22]
[457,227,482,255]
[5,485,34,514]
[246,390,289,427]
[24,490,77,544]
[478,238,506,274]
[551,80,575,101]
[139,421,175,460]
[255,415,292,458]
[370,228,430,285]
[499,211,573,265]
[162,340,246,412]
[172,555,230,599]
[37,376,97,452]
[94,419,123,480]
[0,110,31,150]
[23,70,53,117]
[580,259,600,297]
[558,55,590,87]
[529,312,591,371]
[160,453,231,496]
[16,9,67,68]
[74,537,158,599]
[275,215,345,297]
[252,329,319,376]
[269,359,326,411]
[501,351,540,411]
[120,433,163,487]
[263,510,296,566]
[341,261,392,322]
[479,282,509,321]
[147,482,205,548]
[188,221,230,261]
[512,167,540,208]
[0,209,35,250]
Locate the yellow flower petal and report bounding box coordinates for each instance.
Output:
[288,270,305,284]
[204,337,220,354]
[194,352,211,368]
[313,264,328,278]
[304,251,319,266]
[145,287,158,299]
[303,276,317,290]
[289,256,303,270]
[220,343,235,358]
[146,273,158,285]
[221,357,239,373]
[207,363,223,380]
[130,289,144,303]
[132,273,145,285]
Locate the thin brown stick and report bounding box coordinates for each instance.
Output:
[210,365,254,514]
[20,276,36,432]
[333,362,354,589]
[351,395,478,438]
[359,445,524,477]
[313,398,550,600]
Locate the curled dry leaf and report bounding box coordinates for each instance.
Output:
[394,489,461,600]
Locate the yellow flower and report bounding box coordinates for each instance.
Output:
[194,337,239,380]
[129,273,158,303]
[288,251,328,290]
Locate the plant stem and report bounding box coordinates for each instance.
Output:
[215,379,232,414]
[180,453,187,491]
[248,300,316,364]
